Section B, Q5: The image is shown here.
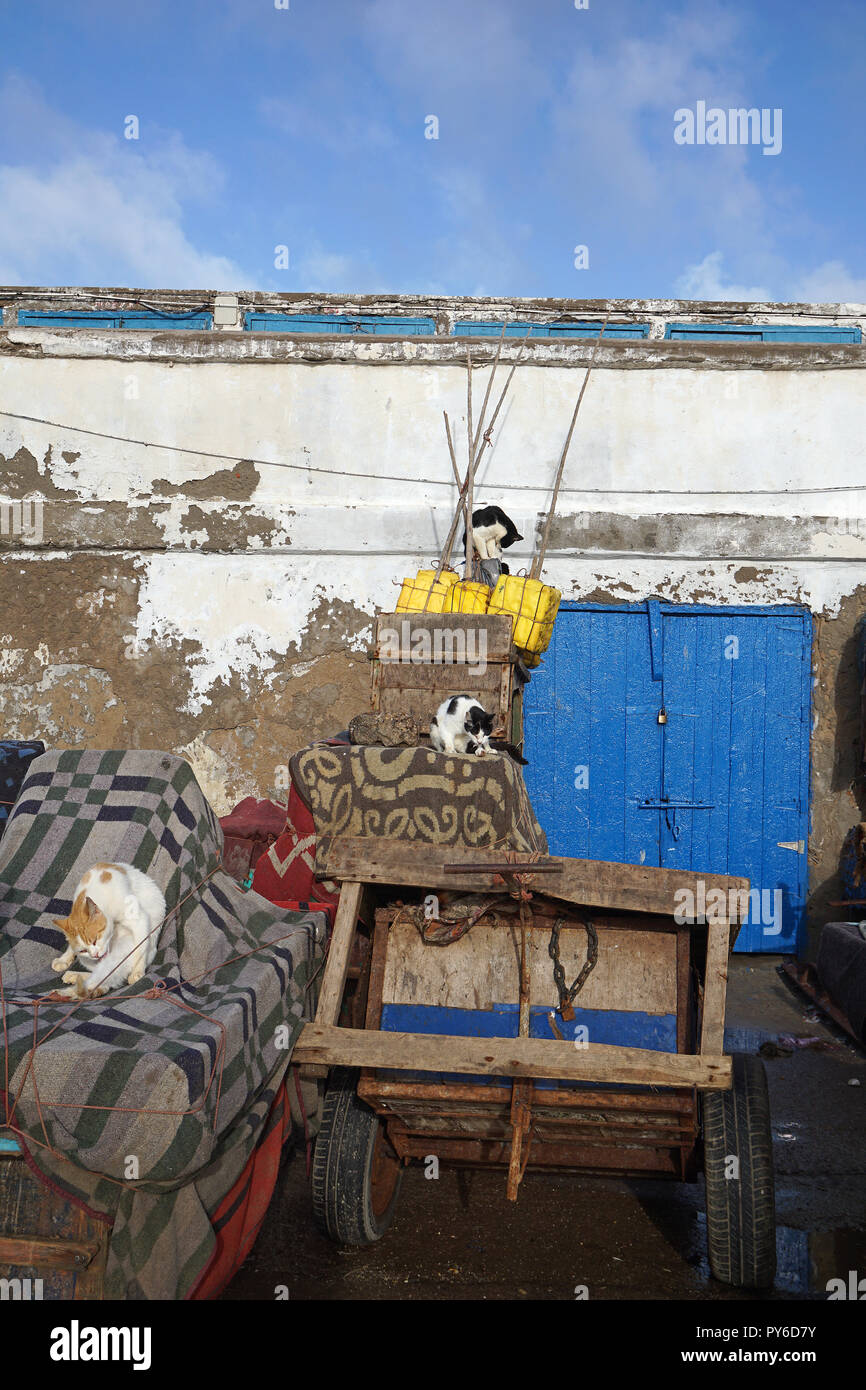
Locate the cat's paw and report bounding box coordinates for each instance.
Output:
[62,970,86,985]
[127,967,144,984]
[51,956,70,972]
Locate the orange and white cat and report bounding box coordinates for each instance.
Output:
[51,862,166,999]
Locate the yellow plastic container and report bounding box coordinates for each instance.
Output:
[395,568,458,614]
[488,574,561,657]
[445,580,490,615]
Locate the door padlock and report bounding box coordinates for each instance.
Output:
[657,707,668,724]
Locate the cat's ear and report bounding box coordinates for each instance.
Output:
[53,916,71,934]
[84,896,99,918]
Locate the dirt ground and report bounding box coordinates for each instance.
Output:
[222,957,866,1301]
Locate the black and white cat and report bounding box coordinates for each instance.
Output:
[429,696,529,765]
[461,505,522,562]
[430,696,494,756]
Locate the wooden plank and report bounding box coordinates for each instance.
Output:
[364,912,391,1030]
[377,663,503,691]
[700,918,730,1055]
[323,838,748,921]
[294,1024,733,1089]
[313,881,364,1028]
[375,612,515,661]
[676,926,691,1053]
[0,1154,109,1299]
[0,1235,99,1271]
[380,918,678,1015]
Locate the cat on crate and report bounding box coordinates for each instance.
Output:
[430,695,495,756]
[50,862,167,999]
[461,505,523,562]
[430,696,528,765]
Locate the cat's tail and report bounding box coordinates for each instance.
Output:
[489,739,529,766]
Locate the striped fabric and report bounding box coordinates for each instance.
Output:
[0,749,324,1299]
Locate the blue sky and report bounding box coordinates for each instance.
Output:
[0,0,863,299]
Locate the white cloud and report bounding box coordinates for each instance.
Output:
[260,97,396,156]
[675,252,770,302]
[293,241,385,292]
[792,260,866,305]
[676,252,866,307]
[0,75,250,289]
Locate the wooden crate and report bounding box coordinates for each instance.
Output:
[370,612,519,737]
[0,1140,110,1300]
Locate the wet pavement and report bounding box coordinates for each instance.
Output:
[222,957,866,1300]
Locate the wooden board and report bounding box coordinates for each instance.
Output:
[314,881,364,1027]
[700,919,730,1054]
[381,917,678,1015]
[372,612,517,732]
[0,1152,109,1300]
[323,838,748,923]
[374,612,515,660]
[294,1024,732,1088]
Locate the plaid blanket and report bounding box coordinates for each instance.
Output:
[290,743,548,871]
[0,749,325,1299]
[0,740,45,840]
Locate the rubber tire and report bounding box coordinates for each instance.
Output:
[702,1052,776,1289]
[311,1067,403,1246]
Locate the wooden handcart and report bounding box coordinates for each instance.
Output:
[293,615,777,1288]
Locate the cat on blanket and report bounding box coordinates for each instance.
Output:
[430,696,529,765]
[50,862,166,999]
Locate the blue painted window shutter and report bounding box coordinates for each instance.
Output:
[665,322,860,344]
[453,320,649,340]
[244,312,436,335]
[17,310,213,330]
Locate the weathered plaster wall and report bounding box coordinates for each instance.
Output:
[2,293,865,949]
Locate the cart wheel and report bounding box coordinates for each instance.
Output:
[311,1067,403,1245]
[702,1052,776,1289]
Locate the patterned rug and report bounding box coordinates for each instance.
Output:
[290,743,548,870]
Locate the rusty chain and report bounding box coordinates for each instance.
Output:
[548,916,598,1021]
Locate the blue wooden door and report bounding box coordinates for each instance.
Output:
[524,603,812,954]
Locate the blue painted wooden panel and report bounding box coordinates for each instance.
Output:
[17,310,212,329]
[380,1002,677,1086]
[524,608,663,864]
[453,320,649,340]
[524,603,812,954]
[244,312,436,335]
[665,322,860,343]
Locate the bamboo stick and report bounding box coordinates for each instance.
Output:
[472,324,532,470]
[431,329,530,585]
[420,413,463,612]
[472,322,508,460]
[530,315,609,581]
[465,347,474,579]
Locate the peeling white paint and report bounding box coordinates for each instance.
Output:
[134,554,382,714]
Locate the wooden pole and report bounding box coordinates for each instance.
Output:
[421,414,464,611]
[473,324,531,470]
[472,322,508,460]
[431,329,530,586]
[530,314,610,581]
[465,347,474,579]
